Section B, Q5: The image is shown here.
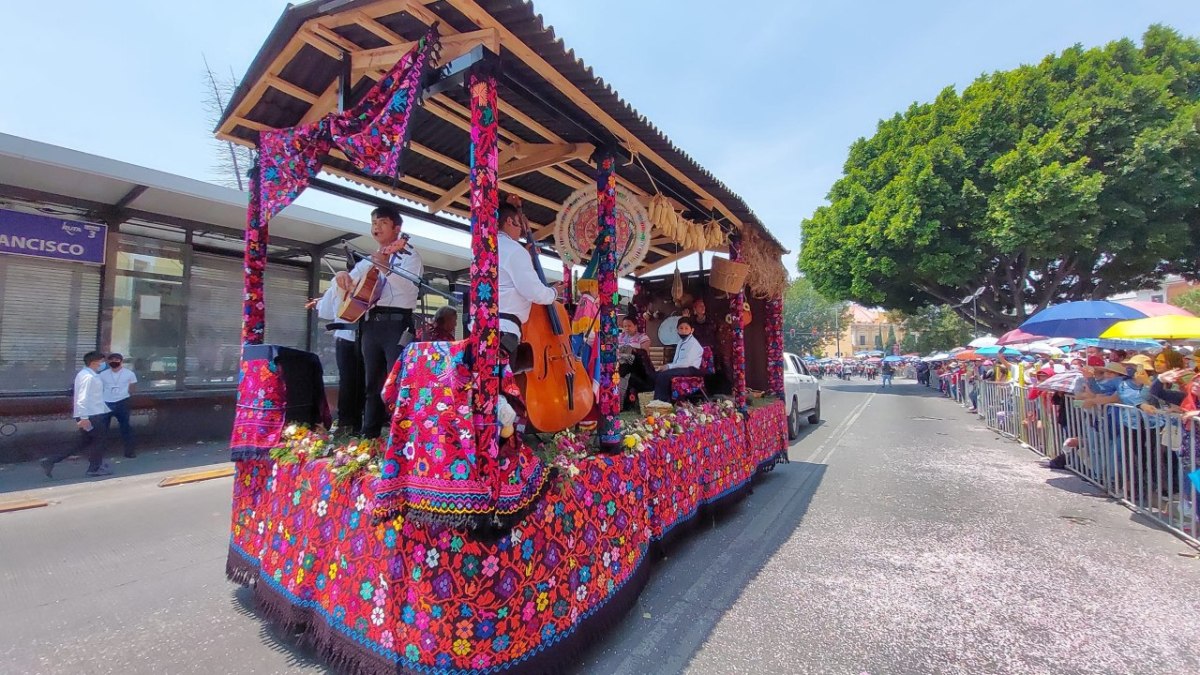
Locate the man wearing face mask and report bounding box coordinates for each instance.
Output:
[653,316,704,401]
[100,353,138,458]
[40,351,111,478]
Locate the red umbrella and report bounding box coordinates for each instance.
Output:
[1116,300,1194,318]
[997,328,1045,346]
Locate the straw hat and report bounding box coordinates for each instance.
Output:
[1123,354,1155,372]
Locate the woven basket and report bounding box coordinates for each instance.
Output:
[709,256,750,294]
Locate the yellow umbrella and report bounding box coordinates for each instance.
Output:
[1100,315,1200,340]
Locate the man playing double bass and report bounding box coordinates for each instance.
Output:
[496,202,562,371]
[334,205,423,438]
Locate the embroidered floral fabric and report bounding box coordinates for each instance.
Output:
[670,347,714,401]
[228,400,787,674]
[240,29,439,346]
[230,357,287,461]
[595,156,622,445]
[766,295,786,396]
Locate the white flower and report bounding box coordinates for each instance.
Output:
[602,551,612,567]
[316,500,328,517]
[356,453,371,463]
[257,522,265,535]
[575,586,588,601]
[425,549,440,568]
[284,424,298,436]
[355,494,367,512]
[371,607,385,626]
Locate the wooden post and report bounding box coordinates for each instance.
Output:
[729,232,747,412]
[595,152,621,448]
[241,164,266,346]
[468,68,501,464]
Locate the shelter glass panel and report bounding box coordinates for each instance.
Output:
[111,235,186,390]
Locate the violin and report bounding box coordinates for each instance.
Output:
[508,197,594,432]
[337,234,410,322]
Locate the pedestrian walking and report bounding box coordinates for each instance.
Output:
[40,351,111,478]
[100,352,138,457]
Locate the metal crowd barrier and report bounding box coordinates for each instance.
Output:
[974,380,1199,545]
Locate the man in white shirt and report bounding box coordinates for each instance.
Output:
[99,353,138,457]
[496,202,561,372]
[40,351,111,478]
[309,283,365,435]
[333,205,423,438]
[654,317,704,401]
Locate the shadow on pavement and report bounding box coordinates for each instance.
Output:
[571,461,828,674]
[0,441,231,497]
[231,586,329,673]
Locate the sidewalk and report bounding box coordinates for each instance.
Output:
[0,439,231,502]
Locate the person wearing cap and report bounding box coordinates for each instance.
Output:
[99,352,138,458]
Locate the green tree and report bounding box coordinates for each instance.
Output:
[799,26,1200,333]
[873,332,884,350]
[898,305,975,353]
[900,332,919,354]
[885,325,898,353]
[783,277,850,356]
[1173,287,1200,315]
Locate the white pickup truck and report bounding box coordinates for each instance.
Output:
[782,352,821,440]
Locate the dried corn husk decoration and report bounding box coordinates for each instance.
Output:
[671,265,684,303]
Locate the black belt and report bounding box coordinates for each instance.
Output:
[499,313,522,326]
[365,307,412,321]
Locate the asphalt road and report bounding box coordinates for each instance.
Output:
[2,379,1199,674]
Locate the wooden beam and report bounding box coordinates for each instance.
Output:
[300,80,340,124]
[351,10,407,45]
[309,22,362,53]
[443,0,742,228]
[428,144,517,214]
[499,142,594,180]
[264,74,320,105]
[297,27,345,59]
[231,116,274,133]
[351,29,498,76]
[216,38,308,138]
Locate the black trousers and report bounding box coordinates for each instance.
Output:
[334,337,366,434]
[654,366,701,401]
[361,311,413,438]
[48,414,108,472]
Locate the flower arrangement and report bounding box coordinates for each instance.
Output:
[269,424,384,483]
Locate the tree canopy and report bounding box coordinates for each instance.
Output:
[799,26,1200,332]
[782,277,850,357]
[897,305,975,354]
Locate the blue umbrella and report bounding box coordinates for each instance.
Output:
[974,345,1022,357]
[803,355,818,362]
[882,355,904,363]
[1075,337,1163,352]
[1018,301,1149,339]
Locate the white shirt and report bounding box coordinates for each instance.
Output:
[669,335,703,370]
[497,231,557,337]
[313,285,355,342]
[74,367,110,418]
[348,246,423,311]
[99,367,138,403]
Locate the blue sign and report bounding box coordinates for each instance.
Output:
[0,208,107,265]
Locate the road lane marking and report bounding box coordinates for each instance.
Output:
[804,393,876,465]
[0,498,49,514]
[158,466,235,487]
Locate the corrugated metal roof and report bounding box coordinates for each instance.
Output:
[217,0,788,281]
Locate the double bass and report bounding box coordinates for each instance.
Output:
[509,198,594,432]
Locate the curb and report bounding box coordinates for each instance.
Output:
[0,498,50,514]
[158,466,235,488]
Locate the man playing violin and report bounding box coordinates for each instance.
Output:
[334,205,423,438]
[497,201,562,371]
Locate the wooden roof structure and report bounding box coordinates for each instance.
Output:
[217,0,787,281]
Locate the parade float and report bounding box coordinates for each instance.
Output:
[216,1,791,672]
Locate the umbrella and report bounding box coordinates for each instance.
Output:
[1018,300,1156,338]
[954,350,980,361]
[866,357,882,364]
[1019,341,1066,355]
[996,328,1045,346]
[974,345,1022,357]
[1076,336,1164,352]
[1116,300,1194,318]
[927,352,951,361]
[1100,315,1200,341]
[882,355,904,363]
[968,336,998,348]
[803,355,818,362]
[1033,371,1085,394]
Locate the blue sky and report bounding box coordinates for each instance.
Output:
[3,1,1199,273]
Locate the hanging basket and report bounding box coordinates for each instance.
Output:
[709,256,749,294]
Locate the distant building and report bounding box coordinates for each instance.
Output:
[1109,274,1197,305]
[822,303,906,357]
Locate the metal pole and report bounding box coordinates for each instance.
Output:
[973,296,978,338]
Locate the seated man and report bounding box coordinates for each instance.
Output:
[653,317,703,401]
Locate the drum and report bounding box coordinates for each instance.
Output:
[658,315,682,346]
